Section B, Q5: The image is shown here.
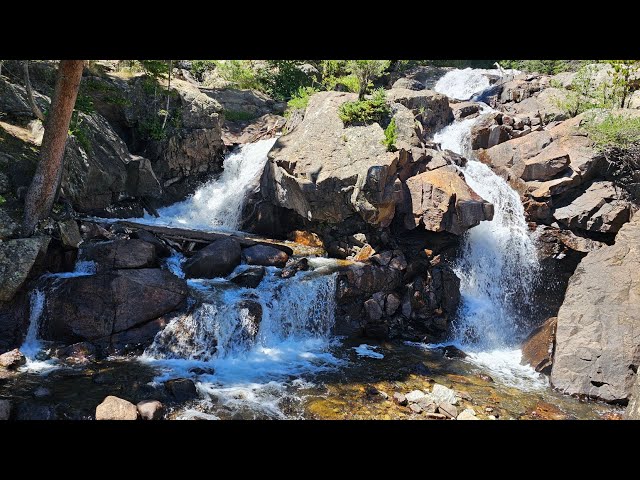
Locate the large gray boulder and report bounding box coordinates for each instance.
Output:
[78,239,158,272]
[0,237,50,302]
[183,238,241,278]
[42,268,187,344]
[386,88,453,135]
[551,214,640,403]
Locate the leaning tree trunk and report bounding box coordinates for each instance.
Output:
[24,61,45,122]
[23,60,84,236]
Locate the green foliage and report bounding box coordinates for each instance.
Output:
[68,112,92,153]
[139,60,170,79]
[138,114,167,141]
[393,60,497,71]
[190,60,216,80]
[552,64,601,117]
[346,60,391,100]
[215,60,262,90]
[323,74,359,93]
[499,60,584,74]
[0,194,5,205]
[319,60,350,79]
[287,86,317,110]
[258,60,313,100]
[382,118,397,151]
[338,88,390,125]
[74,93,95,114]
[224,110,258,122]
[607,60,640,108]
[585,113,640,150]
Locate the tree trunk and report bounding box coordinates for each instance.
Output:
[24,61,45,122]
[162,59,172,130]
[23,60,84,236]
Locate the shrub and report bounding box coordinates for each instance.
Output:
[338,88,390,125]
[346,60,391,100]
[382,118,397,151]
[323,74,359,93]
[224,110,258,122]
[215,60,262,90]
[287,86,317,110]
[585,113,640,150]
[190,60,216,80]
[258,60,313,100]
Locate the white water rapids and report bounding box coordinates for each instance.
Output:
[433,68,546,389]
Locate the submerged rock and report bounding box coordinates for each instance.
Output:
[183,238,241,279]
[229,266,266,288]
[137,400,164,420]
[164,378,198,402]
[96,396,138,420]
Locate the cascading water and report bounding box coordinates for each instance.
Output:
[433,69,545,389]
[134,137,278,232]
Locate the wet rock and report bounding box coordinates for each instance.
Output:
[230,266,266,288]
[385,293,401,316]
[237,300,262,338]
[59,219,83,249]
[78,239,158,272]
[280,258,309,279]
[183,238,241,278]
[405,390,427,403]
[412,362,431,376]
[0,399,10,420]
[388,252,408,271]
[14,402,56,420]
[437,402,458,419]
[452,101,481,119]
[95,396,138,420]
[189,367,214,376]
[457,408,479,420]
[425,412,447,420]
[371,251,394,267]
[33,387,51,398]
[551,214,640,402]
[0,349,26,369]
[416,398,438,413]
[57,342,97,364]
[431,384,458,405]
[409,403,423,414]
[354,244,375,262]
[42,269,187,344]
[133,229,171,258]
[442,345,467,359]
[0,236,51,302]
[92,371,118,385]
[165,378,198,402]
[478,373,494,383]
[404,165,494,235]
[137,400,164,420]
[393,392,408,406]
[364,298,383,321]
[242,244,289,268]
[527,402,568,420]
[521,317,556,374]
[80,221,114,241]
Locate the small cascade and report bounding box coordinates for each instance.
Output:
[134,137,278,232]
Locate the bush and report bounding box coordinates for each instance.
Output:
[338,88,390,125]
[323,74,359,93]
[258,60,313,100]
[190,60,216,80]
[585,113,640,150]
[382,118,397,151]
[224,110,258,122]
[347,60,391,100]
[287,86,317,110]
[499,60,585,74]
[215,60,262,90]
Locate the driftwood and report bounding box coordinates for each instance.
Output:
[114,220,294,256]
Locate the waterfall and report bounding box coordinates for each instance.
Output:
[435,67,518,101]
[433,69,544,388]
[135,137,278,232]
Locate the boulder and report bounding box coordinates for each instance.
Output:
[437,402,458,419]
[364,298,383,321]
[551,215,640,403]
[386,88,453,134]
[78,239,157,272]
[133,229,171,258]
[404,165,494,235]
[451,101,481,119]
[42,269,187,344]
[405,390,427,403]
[59,220,83,249]
[280,258,309,279]
[203,87,285,118]
[553,181,630,233]
[0,399,10,420]
[431,384,458,405]
[183,238,241,278]
[520,144,570,181]
[137,400,164,420]
[164,378,198,402]
[242,244,289,268]
[0,237,50,302]
[392,78,425,91]
[625,374,640,419]
[229,266,266,288]
[521,317,557,374]
[95,396,138,420]
[393,392,408,406]
[0,349,26,369]
[457,408,479,420]
[287,231,324,248]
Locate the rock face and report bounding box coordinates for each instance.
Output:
[0,237,50,302]
[0,399,11,420]
[521,317,557,374]
[386,88,453,134]
[625,374,640,419]
[404,165,494,235]
[0,349,26,369]
[183,238,242,278]
[95,396,138,420]
[42,268,187,345]
[551,215,640,403]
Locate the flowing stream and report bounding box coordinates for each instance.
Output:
[433,69,545,389]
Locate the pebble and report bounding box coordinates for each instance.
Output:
[405,390,427,403]
[431,384,457,405]
[392,392,407,406]
[409,403,423,414]
[425,412,447,420]
[457,408,479,420]
[485,407,494,413]
[437,402,458,419]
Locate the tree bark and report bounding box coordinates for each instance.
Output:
[23,61,45,122]
[23,60,84,236]
[162,59,172,130]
